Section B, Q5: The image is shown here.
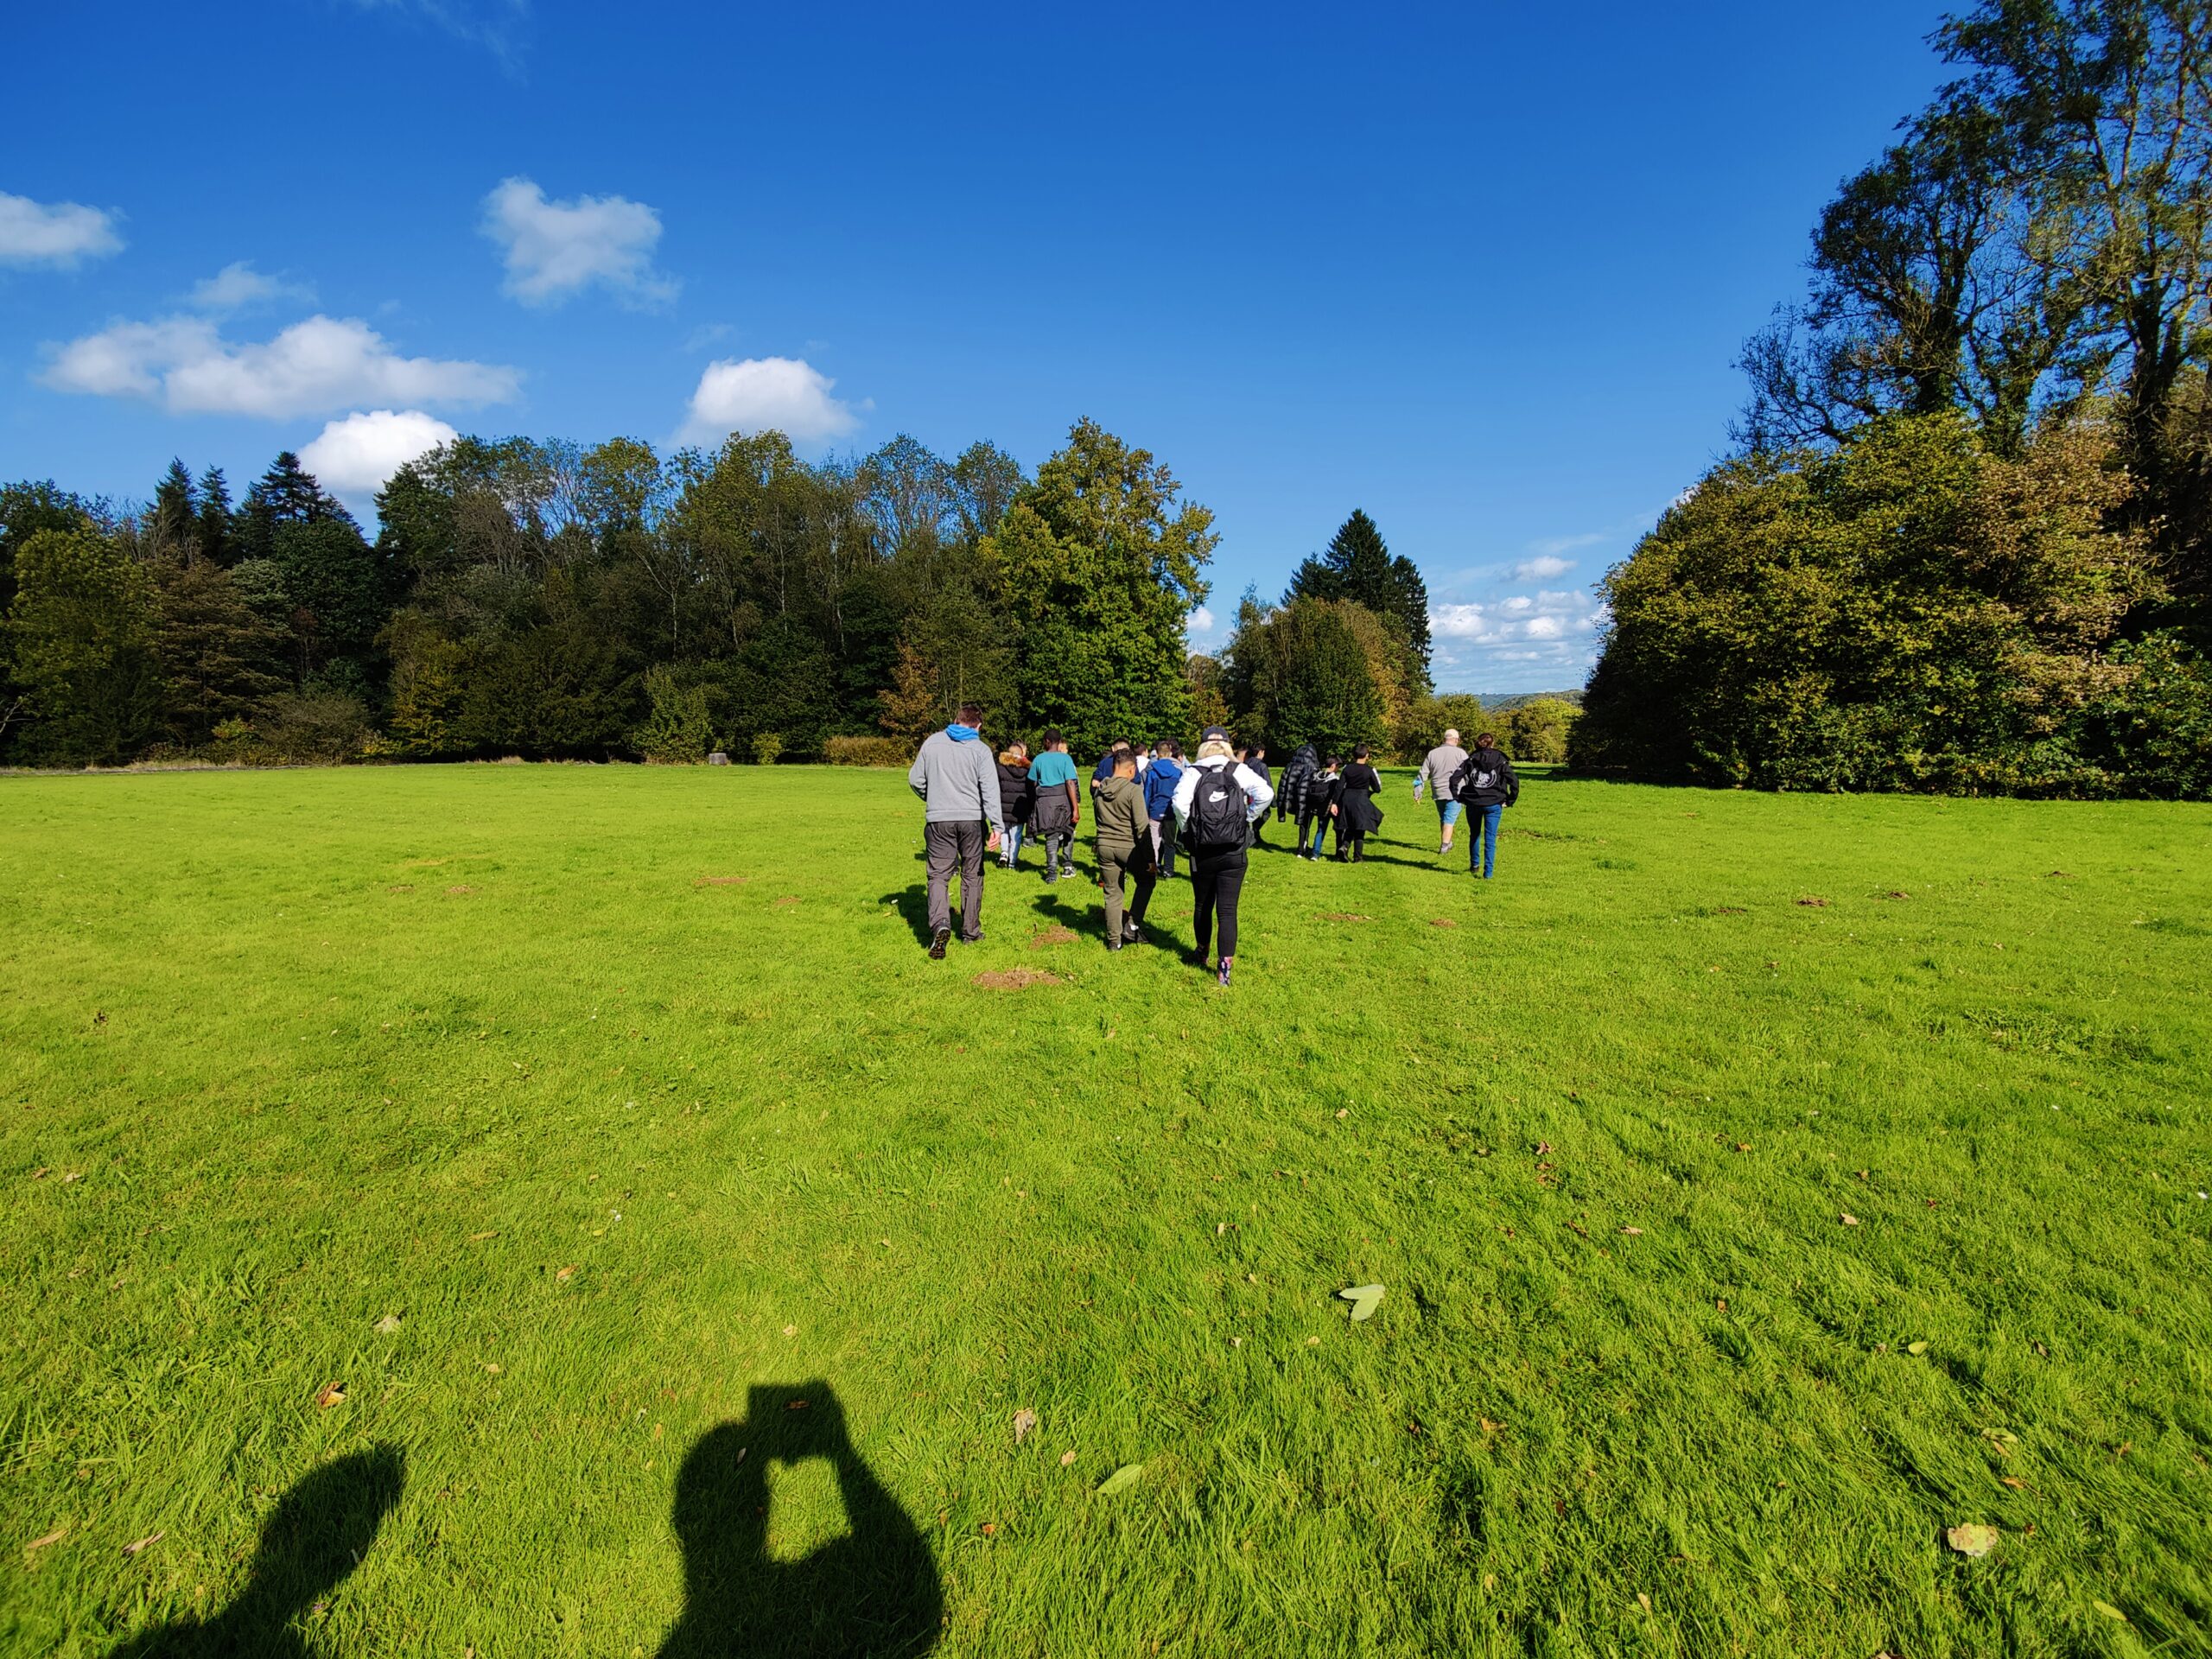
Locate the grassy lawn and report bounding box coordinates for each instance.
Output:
[3,762,2209,1657]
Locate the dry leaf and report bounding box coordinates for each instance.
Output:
[2000,1477,2025,1490]
[1059,1450,1077,1466]
[980,1522,997,1535]
[1479,1417,1501,1434]
[1734,1143,1752,1153]
[313,1382,346,1409]
[1334,1108,1349,1120]
[1619,1226,1644,1236]
[483,1363,502,1375]
[555,1264,578,1282]
[1340,1284,1385,1321]
[785,1398,809,1412]
[26,1524,67,1551]
[1215,1223,1227,1236]
[1636,1592,1652,1615]
[1945,1522,1999,1557]
[372,1315,402,1334]
[122,1532,163,1557]
[1840,1213,1860,1226]
[1907,1341,1929,1356]
[1535,1141,1553,1156]
[1306,1336,1321,1346]
[782,1324,796,1338]
[1013,1408,1037,1445]
[1715,1297,1729,1313]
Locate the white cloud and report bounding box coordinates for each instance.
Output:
[1188,606,1217,638]
[41,313,521,419]
[349,0,531,69]
[1510,553,1573,582]
[188,261,314,312]
[1529,532,1605,558]
[0,191,124,268]
[300,409,460,499]
[481,177,675,308]
[1523,615,1567,640]
[682,356,860,445]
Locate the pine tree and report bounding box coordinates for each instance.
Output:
[150,560,285,746]
[1287,509,1433,688]
[152,460,198,556]
[196,467,232,566]
[232,452,356,565]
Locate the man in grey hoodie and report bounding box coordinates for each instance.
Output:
[907,702,1006,958]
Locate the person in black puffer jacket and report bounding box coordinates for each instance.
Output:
[1449,732,1520,880]
[995,741,1034,868]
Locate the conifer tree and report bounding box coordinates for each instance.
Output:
[1286,509,1433,687]
[152,460,198,556]
[195,467,232,566]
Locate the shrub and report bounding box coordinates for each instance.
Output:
[261,690,373,764]
[1503,698,1579,762]
[753,732,785,766]
[633,666,713,764]
[824,734,910,766]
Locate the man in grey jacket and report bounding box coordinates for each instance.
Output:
[1414,728,1470,857]
[907,702,1006,958]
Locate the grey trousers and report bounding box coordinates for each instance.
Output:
[925,820,987,939]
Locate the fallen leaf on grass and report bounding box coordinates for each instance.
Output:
[1907,1341,1929,1356]
[1945,1522,1999,1557]
[372,1315,402,1334]
[313,1382,346,1409]
[1429,918,1459,929]
[1840,1213,1860,1226]
[1715,1298,1728,1313]
[2093,1600,2128,1623]
[782,1325,796,1337]
[1013,1408,1037,1445]
[122,1532,163,1557]
[484,1363,502,1375]
[1096,1464,1145,1497]
[1339,1284,1385,1321]
[1059,1451,1077,1467]
[1619,1226,1644,1236]
[555,1265,579,1283]
[1734,1143,1752,1153]
[26,1524,67,1552]
[30,1167,48,1181]
[2000,1477,2025,1490]
[980,1522,997,1535]
[1335,1108,1349,1120]
[61,1172,83,1184]
[1479,1418,1501,1435]
[785,1399,809,1412]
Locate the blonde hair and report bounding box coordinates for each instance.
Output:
[1198,738,1235,761]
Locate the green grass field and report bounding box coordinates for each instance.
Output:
[3,763,2209,1657]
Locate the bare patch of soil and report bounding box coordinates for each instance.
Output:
[695,875,749,887]
[973,969,1064,990]
[1429,917,1459,928]
[1028,927,1077,949]
[387,884,415,894]
[446,885,475,896]
[1796,896,1830,907]
[773,896,800,907]
[1319,912,1372,923]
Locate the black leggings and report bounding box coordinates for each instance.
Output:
[1191,849,1248,960]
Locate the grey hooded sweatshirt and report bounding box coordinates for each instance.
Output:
[908,728,1007,834]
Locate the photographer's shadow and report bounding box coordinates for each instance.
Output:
[106,1446,404,1656]
[658,1382,940,1659]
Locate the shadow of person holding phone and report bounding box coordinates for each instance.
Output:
[105,1445,405,1656]
[658,1382,940,1659]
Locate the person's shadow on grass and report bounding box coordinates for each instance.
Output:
[105,1445,405,1657]
[658,1382,940,1659]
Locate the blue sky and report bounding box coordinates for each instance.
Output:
[4,1,1951,691]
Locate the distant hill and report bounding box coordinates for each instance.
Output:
[1463,690,1585,712]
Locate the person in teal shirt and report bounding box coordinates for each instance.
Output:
[1025,730,1081,882]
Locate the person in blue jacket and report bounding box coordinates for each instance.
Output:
[1141,739,1185,877]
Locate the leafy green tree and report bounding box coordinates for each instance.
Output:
[7,527,167,765]
[1398,692,1486,761]
[1502,697,1580,762]
[270,518,391,687]
[1574,412,2174,793]
[1287,510,1433,685]
[985,419,1213,751]
[1227,595,1387,758]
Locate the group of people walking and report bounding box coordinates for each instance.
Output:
[906,705,1516,988]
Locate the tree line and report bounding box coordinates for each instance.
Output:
[2,420,1565,772]
[1574,0,2212,798]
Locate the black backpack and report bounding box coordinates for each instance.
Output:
[1187,763,1250,850]
[1451,752,1503,804]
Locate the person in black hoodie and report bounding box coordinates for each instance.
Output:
[1451,731,1520,879]
[1239,743,1273,845]
[995,741,1034,868]
[1333,744,1385,862]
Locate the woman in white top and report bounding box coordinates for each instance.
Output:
[1170,727,1276,987]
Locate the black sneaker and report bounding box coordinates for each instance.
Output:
[1217,957,1234,988]
[1122,918,1141,943]
[929,928,950,960]
[959,931,984,944]
[1106,938,1122,952]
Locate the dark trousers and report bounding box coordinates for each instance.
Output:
[924,820,987,938]
[1148,818,1176,877]
[1039,831,1072,875]
[1191,848,1248,960]
[1337,830,1366,861]
[1301,812,1329,857]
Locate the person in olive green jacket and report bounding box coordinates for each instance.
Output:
[1093,750,1157,950]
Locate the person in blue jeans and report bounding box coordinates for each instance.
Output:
[1451,732,1519,878]
[1141,739,1185,877]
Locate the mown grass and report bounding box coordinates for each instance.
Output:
[2,762,2208,1657]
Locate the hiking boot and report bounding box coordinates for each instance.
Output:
[1106,937,1122,952]
[929,928,950,959]
[1217,957,1234,988]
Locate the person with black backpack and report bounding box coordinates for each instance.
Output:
[1448,731,1520,880]
[1170,726,1275,987]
